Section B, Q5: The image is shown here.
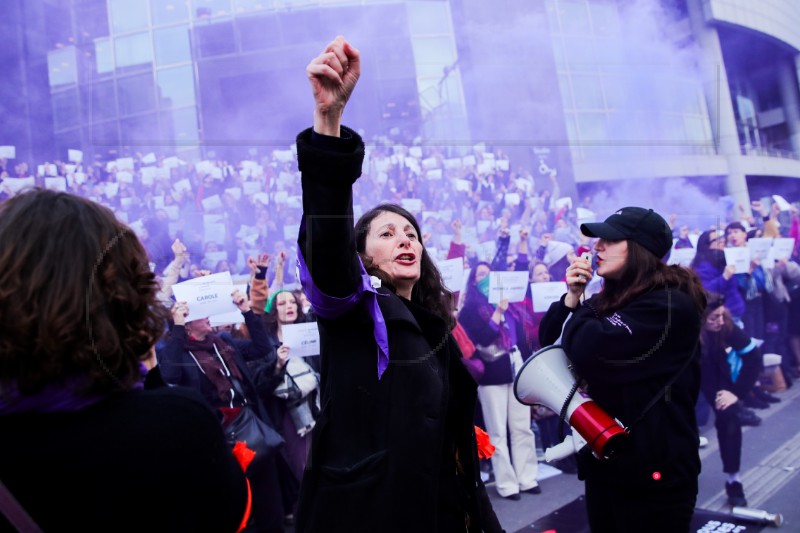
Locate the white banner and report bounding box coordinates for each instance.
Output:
[281,322,321,358]
[488,271,528,304]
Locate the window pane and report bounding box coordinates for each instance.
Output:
[157,65,196,108]
[76,0,110,38]
[154,25,192,65]
[407,2,451,35]
[120,113,160,144]
[51,88,80,131]
[115,33,154,70]
[195,21,237,57]
[193,0,233,19]
[151,0,191,25]
[110,0,149,34]
[559,0,591,35]
[162,107,199,141]
[90,120,120,148]
[84,80,117,122]
[48,47,78,87]
[95,38,115,74]
[118,73,156,115]
[233,0,270,14]
[571,74,604,109]
[577,112,607,141]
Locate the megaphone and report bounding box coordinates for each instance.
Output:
[513,345,628,461]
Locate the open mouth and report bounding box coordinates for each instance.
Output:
[395,253,416,264]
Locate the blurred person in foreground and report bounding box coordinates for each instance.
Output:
[0,189,249,532]
[539,207,706,532]
[294,36,502,532]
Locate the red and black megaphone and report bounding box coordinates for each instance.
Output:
[513,345,628,461]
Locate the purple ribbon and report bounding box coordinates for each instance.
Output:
[296,244,390,379]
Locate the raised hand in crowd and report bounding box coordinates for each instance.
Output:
[275,345,291,374]
[247,252,270,276]
[172,301,189,326]
[306,35,361,136]
[232,288,250,313]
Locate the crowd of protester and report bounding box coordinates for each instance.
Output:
[3,137,800,527]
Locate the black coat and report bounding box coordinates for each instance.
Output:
[295,127,502,533]
[539,288,702,492]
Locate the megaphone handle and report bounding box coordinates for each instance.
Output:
[558,380,580,441]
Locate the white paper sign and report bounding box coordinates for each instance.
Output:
[204,223,226,245]
[242,181,261,196]
[173,179,192,194]
[436,258,466,293]
[767,238,796,265]
[141,167,157,185]
[401,198,422,213]
[667,247,696,267]
[409,146,423,159]
[202,194,223,211]
[283,223,300,241]
[497,159,510,171]
[772,195,792,212]
[172,272,237,322]
[724,247,750,274]
[116,157,134,170]
[104,182,119,198]
[488,271,529,304]
[281,322,321,358]
[504,193,521,206]
[454,179,471,192]
[209,283,248,327]
[2,177,35,194]
[0,146,15,159]
[747,238,773,262]
[426,169,443,181]
[462,155,476,167]
[44,177,67,192]
[116,171,133,183]
[141,152,157,164]
[530,281,567,312]
[163,205,179,221]
[163,156,181,169]
[225,187,242,200]
[68,149,83,162]
[422,157,438,170]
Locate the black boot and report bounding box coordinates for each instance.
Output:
[753,387,781,404]
[725,481,748,507]
[737,407,762,427]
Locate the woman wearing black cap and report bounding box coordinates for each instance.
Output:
[539,207,707,533]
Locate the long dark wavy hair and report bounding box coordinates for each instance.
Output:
[0,189,168,396]
[591,240,707,317]
[355,204,454,328]
[690,230,722,270]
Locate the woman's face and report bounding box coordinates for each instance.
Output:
[531,263,550,283]
[593,239,628,279]
[708,231,725,251]
[474,264,491,284]
[365,211,423,293]
[705,306,725,332]
[276,292,298,324]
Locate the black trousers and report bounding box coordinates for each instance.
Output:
[714,404,742,474]
[584,477,696,533]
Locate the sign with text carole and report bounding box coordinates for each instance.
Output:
[530,281,567,312]
[488,271,528,304]
[281,322,321,358]
[171,272,236,322]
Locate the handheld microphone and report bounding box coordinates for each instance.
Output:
[578,251,592,282]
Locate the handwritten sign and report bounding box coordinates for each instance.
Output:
[282,322,321,358]
[488,271,528,304]
[747,238,773,262]
[172,272,236,322]
[724,247,750,274]
[530,281,567,312]
[436,258,466,293]
[210,284,248,326]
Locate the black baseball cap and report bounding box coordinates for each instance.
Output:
[580,207,673,258]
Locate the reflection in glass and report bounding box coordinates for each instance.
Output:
[154,26,192,65]
[109,0,149,34]
[151,0,190,25]
[51,88,80,131]
[95,39,114,74]
[162,107,199,141]
[115,33,154,70]
[118,74,157,116]
[48,47,78,87]
[157,66,196,108]
[121,113,160,144]
[193,0,232,19]
[84,80,117,123]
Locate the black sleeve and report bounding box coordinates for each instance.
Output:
[538,294,574,347]
[296,126,365,298]
[560,290,700,386]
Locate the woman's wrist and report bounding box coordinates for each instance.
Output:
[313,109,342,137]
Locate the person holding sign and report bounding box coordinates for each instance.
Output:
[160,290,284,533]
[459,227,541,500]
[258,289,320,520]
[539,207,706,533]
[0,190,249,532]
[690,230,745,326]
[295,36,502,533]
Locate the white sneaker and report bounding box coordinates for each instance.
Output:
[699,436,709,448]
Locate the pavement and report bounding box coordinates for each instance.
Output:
[488,381,800,532]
